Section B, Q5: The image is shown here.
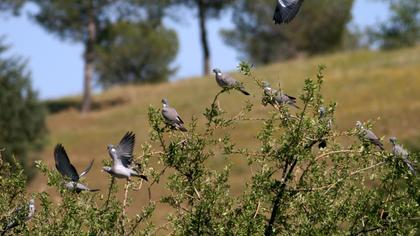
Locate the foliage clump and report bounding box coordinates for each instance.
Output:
[1,64,418,235]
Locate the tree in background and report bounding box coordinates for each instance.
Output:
[95,21,178,88]
[171,0,233,75]
[368,0,419,50]
[0,0,24,16]
[222,0,354,64]
[0,41,46,179]
[31,0,177,113]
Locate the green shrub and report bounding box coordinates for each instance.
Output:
[1,65,418,235]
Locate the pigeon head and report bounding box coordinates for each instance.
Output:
[355,121,363,128]
[212,68,221,74]
[107,145,118,157]
[29,198,35,206]
[102,166,112,173]
[107,144,115,152]
[161,98,169,107]
[389,136,397,145]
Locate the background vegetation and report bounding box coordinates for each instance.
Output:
[0,0,419,234]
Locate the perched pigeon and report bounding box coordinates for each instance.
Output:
[54,144,98,192]
[356,121,384,150]
[273,0,304,24]
[212,68,250,96]
[161,98,188,132]
[1,199,35,235]
[262,81,299,109]
[319,106,326,118]
[389,137,416,175]
[103,132,148,181]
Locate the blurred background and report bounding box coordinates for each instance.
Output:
[0,0,419,223]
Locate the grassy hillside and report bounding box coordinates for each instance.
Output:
[29,46,420,225]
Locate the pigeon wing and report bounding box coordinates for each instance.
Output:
[365,129,384,149]
[79,159,94,178]
[285,94,297,100]
[274,0,304,24]
[54,144,79,182]
[163,108,183,124]
[116,132,135,168]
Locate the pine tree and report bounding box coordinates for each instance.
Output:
[0,42,46,179]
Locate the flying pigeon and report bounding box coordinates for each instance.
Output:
[161,98,188,132]
[103,132,148,181]
[356,121,384,150]
[273,0,304,24]
[389,137,416,175]
[54,144,98,192]
[1,198,35,235]
[262,81,299,109]
[212,68,250,96]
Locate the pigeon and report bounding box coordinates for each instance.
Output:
[103,132,148,181]
[1,199,35,235]
[54,144,98,192]
[273,0,304,24]
[212,68,250,96]
[356,121,384,150]
[161,98,188,132]
[389,137,416,175]
[262,81,299,108]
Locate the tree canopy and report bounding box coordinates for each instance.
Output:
[222,0,354,64]
[0,41,46,179]
[31,0,178,113]
[95,21,179,87]
[368,0,420,50]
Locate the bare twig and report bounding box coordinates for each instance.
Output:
[193,187,201,199]
[148,166,168,201]
[323,161,386,194]
[104,177,115,209]
[253,201,261,218]
[122,181,131,226]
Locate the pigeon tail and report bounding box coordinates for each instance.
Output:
[373,139,385,150]
[239,88,250,96]
[403,159,416,176]
[131,172,149,181]
[273,4,282,24]
[318,139,327,149]
[178,125,188,132]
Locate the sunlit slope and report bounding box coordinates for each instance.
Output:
[28,46,420,223]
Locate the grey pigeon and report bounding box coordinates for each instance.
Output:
[319,106,326,118]
[103,132,148,181]
[273,0,304,24]
[262,81,299,109]
[54,144,98,193]
[1,199,35,235]
[390,137,416,175]
[161,98,188,132]
[356,121,384,150]
[213,68,250,96]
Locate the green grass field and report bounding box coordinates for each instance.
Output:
[29,46,420,224]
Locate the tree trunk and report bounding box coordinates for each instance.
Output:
[81,7,96,114]
[198,0,210,76]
